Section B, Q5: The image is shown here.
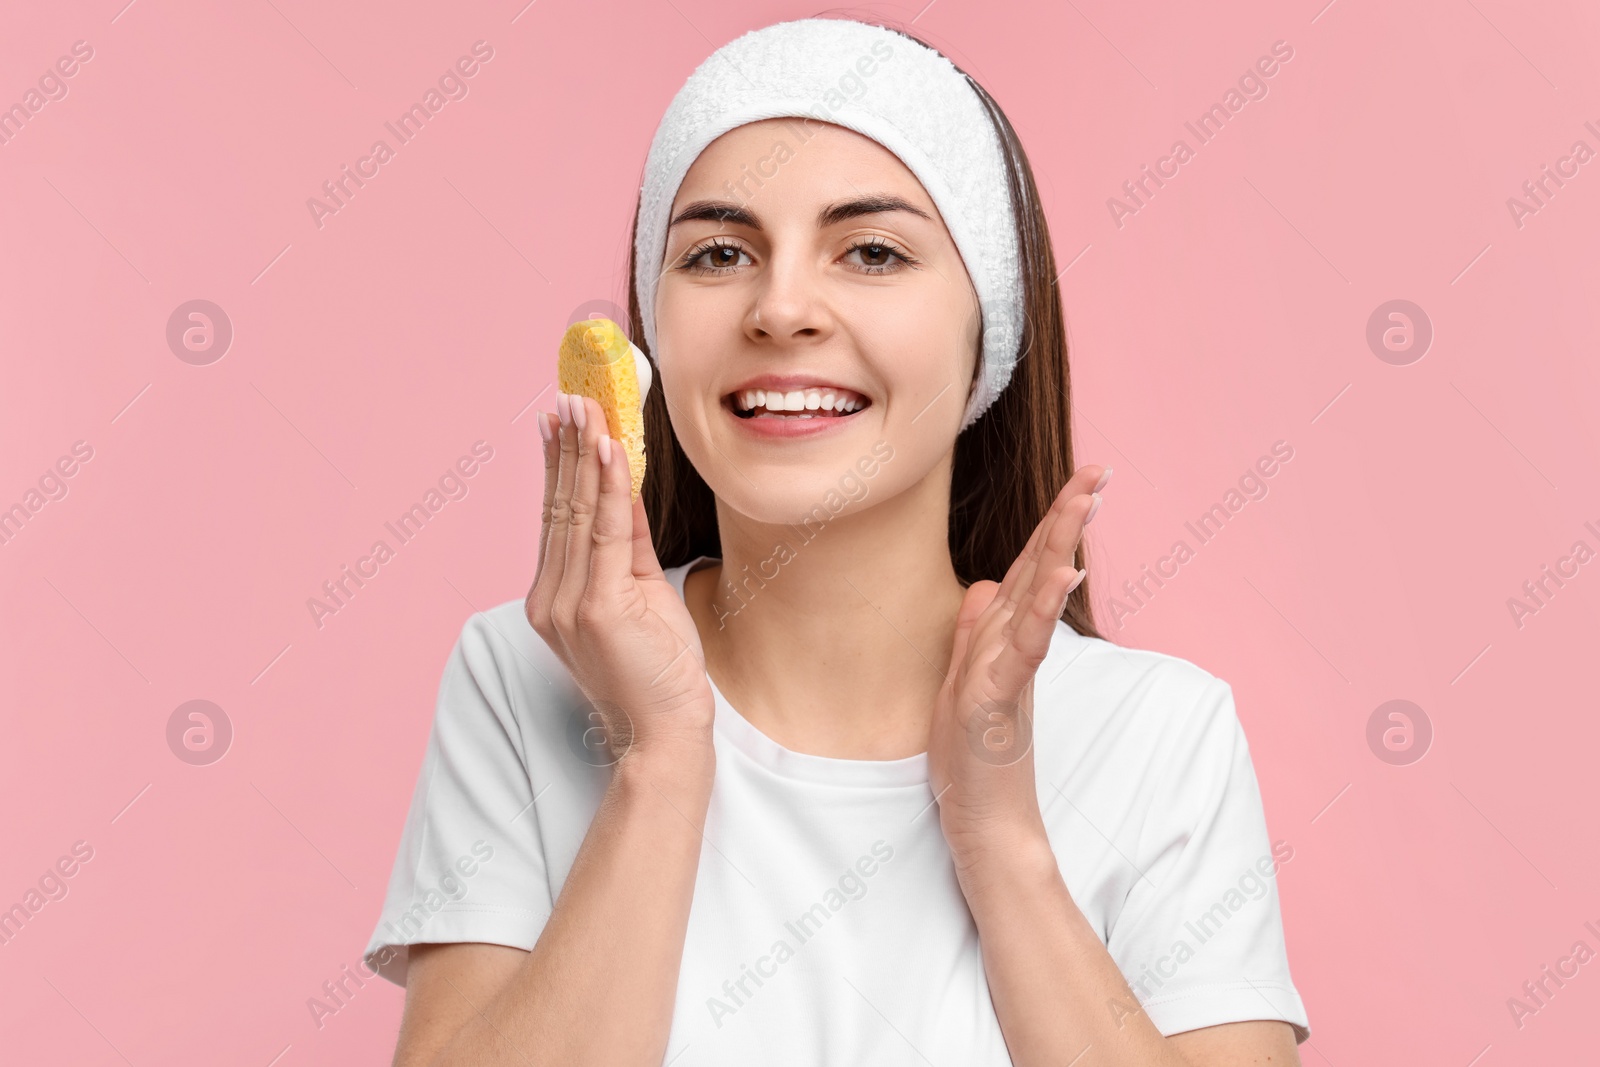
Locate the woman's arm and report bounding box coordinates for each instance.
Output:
[952,829,1301,1067]
[385,395,719,1064]
[927,465,1301,1065]
[391,745,713,1067]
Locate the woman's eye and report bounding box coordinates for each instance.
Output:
[845,241,915,273]
[683,243,750,273]
[681,239,916,275]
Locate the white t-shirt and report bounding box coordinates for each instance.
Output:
[365,556,1310,1061]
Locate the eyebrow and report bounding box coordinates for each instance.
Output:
[666,193,933,233]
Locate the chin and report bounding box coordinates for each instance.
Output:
[713,479,865,529]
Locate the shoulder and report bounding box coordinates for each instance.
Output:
[1034,621,1243,781]
[451,558,702,710]
[1040,621,1234,720]
[453,596,570,682]
[433,597,583,747]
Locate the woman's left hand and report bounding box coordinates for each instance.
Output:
[926,464,1109,872]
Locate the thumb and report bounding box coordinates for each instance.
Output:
[629,489,666,583]
[947,580,998,682]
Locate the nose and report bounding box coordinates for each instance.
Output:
[745,246,830,346]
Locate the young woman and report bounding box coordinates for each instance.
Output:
[364,17,1309,1066]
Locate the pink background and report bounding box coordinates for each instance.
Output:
[2,0,1596,1062]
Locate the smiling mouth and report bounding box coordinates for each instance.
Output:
[726,390,871,419]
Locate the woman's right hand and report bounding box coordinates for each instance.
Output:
[526,391,715,768]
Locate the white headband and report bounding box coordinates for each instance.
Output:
[633,17,1024,431]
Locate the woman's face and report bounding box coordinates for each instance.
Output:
[655,118,981,526]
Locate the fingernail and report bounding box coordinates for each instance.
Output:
[1085,492,1102,525]
[1061,568,1087,610]
[1093,467,1114,493]
[598,435,612,466]
[557,392,571,427]
[571,395,587,432]
[537,412,553,444]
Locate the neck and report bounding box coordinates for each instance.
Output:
[684,458,967,760]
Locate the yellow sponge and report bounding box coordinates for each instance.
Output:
[557,318,648,501]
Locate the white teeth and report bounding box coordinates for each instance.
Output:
[734,387,865,413]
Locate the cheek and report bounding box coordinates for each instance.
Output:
[654,302,723,399]
[654,276,736,366]
[654,352,731,488]
[656,364,716,459]
[879,305,980,418]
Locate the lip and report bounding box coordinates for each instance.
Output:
[722,393,867,438]
[724,373,869,401]
[721,373,872,440]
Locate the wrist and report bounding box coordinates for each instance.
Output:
[947,818,1059,904]
[612,737,715,809]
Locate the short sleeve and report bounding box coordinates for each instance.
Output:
[362,611,556,987]
[1107,677,1311,1043]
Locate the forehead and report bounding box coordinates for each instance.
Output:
[673,118,934,210]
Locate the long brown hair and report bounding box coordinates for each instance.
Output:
[623,20,1102,640]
